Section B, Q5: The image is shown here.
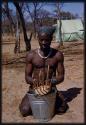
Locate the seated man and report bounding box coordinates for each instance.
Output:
[19,26,69,116]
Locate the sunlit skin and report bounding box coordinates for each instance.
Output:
[19,30,68,117]
[25,32,64,87]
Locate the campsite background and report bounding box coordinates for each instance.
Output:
[1,1,85,123]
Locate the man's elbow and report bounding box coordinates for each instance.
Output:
[61,76,64,82]
[25,76,29,84]
[58,75,64,83]
[25,75,33,85]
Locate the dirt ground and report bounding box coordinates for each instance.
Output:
[1,34,85,123]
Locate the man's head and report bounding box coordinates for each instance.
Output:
[37,26,55,50]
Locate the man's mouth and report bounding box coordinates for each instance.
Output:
[43,45,46,48]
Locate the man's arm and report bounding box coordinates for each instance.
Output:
[25,51,33,85]
[51,51,65,85]
[56,51,65,84]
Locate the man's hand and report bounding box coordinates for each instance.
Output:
[51,78,58,85]
[32,78,51,96]
[32,78,38,88]
[46,78,58,85]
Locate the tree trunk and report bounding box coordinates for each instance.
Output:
[57,3,63,47]
[33,6,37,39]
[3,3,15,34]
[33,20,36,38]
[59,19,63,46]
[14,10,20,54]
[14,2,32,51]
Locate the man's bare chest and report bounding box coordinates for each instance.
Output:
[32,56,57,69]
[32,57,57,79]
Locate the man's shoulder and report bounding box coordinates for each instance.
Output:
[57,50,64,57]
[52,48,64,60]
[52,48,63,55]
[26,49,37,56]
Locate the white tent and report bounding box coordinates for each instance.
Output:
[53,19,84,42]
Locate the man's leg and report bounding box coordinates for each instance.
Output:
[55,91,69,114]
[19,93,32,117]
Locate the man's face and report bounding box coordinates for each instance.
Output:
[38,33,52,50]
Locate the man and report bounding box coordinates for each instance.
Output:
[19,26,68,117]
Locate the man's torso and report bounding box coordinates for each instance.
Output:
[30,48,59,80]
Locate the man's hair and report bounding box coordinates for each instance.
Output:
[37,26,56,36]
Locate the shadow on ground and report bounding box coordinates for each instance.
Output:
[60,87,82,103]
[54,87,82,115]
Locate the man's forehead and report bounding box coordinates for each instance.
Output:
[37,26,55,36]
[38,32,48,37]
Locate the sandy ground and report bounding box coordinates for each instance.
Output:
[1,34,85,123]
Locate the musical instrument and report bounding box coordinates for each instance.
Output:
[32,65,51,96]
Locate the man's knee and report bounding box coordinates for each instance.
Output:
[19,94,32,117]
[19,104,31,117]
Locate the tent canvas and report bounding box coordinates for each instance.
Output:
[53,19,84,42]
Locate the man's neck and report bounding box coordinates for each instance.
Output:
[38,47,52,59]
[40,47,51,56]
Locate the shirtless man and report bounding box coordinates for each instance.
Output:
[19,26,68,117]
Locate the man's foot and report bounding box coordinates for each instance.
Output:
[56,102,69,115]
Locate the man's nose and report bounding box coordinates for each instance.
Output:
[42,41,46,45]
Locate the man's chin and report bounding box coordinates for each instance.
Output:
[41,47,50,51]
[41,48,47,51]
